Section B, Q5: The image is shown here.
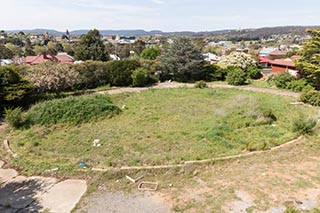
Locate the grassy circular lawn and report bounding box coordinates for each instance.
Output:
[8,88,317,175]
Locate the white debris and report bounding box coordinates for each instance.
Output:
[93,139,101,147]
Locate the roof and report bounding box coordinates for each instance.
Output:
[55,55,74,64]
[290,55,301,61]
[258,56,273,63]
[259,47,276,55]
[269,49,287,56]
[24,53,74,65]
[203,53,220,62]
[25,54,58,65]
[270,58,296,67]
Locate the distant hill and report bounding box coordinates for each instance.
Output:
[5,26,320,37]
[7,29,62,35]
[6,29,164,36]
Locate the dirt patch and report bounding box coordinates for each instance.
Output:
[78,191,171,213]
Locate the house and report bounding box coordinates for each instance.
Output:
[268,49,287,60]
[270,58,299,76]
[110,54,120,61]
[0,59,14,66]
[23,53,74,65]
[56,52,74,64]
[259,47,276,57]
[203,53,220,64]
[258,56,273,68]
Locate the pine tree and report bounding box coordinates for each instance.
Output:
[159,37,205,82]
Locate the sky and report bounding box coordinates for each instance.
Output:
[1,0,320,32]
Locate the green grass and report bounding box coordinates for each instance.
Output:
[6,88,317,175]
[25,94,120,126]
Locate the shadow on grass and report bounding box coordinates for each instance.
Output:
[0,178,46,212]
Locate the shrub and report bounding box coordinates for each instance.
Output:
[300,90,320,106]
[211,65,228,81]
[194,81,208,88]
[246,66,262,79]
[4,107,23,128]
[292,115,316,135]
[0,66,33,114]
[246,141,267,152]
[74,60,111,89]
[261,108,277,122]
[108,59,140,86]
[267,72,295,89]
[193,64,220,81]
[226,66,247,86]
[25,95,120,126]
[286,79,314,92]
[131,68,150,87]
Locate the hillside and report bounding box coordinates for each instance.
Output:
[5,25,320,37]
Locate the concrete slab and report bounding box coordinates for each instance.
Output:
[38,179,87,213]
[0,175,57,211]
[0,160,4,168]
[0,169,18,183]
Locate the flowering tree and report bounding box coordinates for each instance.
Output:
[218,52,257,70]
[26,62,79,93]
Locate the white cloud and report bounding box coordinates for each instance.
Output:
[151,0,165,4]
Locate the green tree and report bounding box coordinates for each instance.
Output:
[0,44,14,59]
[0,66,33,113]
[5,43,22,57]
[61,42,75,56]
[132,40,146,55]
[159,37,205,82]
[23,38,36,56]
[140,46,161,60]
[296,29,320,89]
[117,44,131,59]
[74,29,109,61]
[33,45,47,55]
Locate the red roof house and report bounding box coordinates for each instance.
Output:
[268,49,287,60]
[270,58,299,76]
[23,53,74,65]
[258,56,273,68]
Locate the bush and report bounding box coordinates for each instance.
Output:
[286,79,314,92]
[211,65,228,81]
[226,66,247,86]
[246,66,262,79]
[246,141,267,152]
[0,65,33,114]
[25,95,120,126]
[194,81,208,88]
[108,59,140,86]
[300,90,320,106]
[74,60,111,89]
[4,107,23,128]
[267,72,295,89]
[292,115,316,135]
[131,68,150,87]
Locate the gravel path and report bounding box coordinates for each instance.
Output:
[101,82,299,98]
